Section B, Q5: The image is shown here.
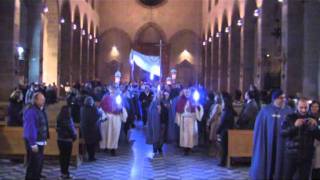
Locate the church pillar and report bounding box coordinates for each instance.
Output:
[302,0,320,98]
[281,0,304,96]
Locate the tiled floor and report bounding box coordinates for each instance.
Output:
[0,121,249,180]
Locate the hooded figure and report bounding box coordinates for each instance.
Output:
[250,89,293,179]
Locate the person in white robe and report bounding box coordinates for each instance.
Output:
[99,87,128,156]
[175,89,204,155]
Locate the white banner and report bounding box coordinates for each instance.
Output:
[129,49,161,76]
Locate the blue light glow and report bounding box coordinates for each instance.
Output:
[193,90,200,102]
[116,95,122,105]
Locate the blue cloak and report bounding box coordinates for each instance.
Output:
[146,98,162,145]
[166,96,179,144]
[250,104,293,180]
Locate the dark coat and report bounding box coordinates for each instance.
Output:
[80,105,100,144]
[281,113,320,160]
[56,105,77,141]
[237,100,259,129]
[217,108,235,136]
[7,99,23,126]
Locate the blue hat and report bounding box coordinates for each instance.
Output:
[272,89,284,101]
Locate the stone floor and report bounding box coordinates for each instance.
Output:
[0,121,249,180]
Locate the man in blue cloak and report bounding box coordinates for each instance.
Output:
[250,89,293,180]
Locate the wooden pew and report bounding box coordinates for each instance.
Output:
[227,129,253,167]
[0,126,81,167]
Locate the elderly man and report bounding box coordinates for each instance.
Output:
[250,89,293,180]
[281,98,320,179]
[23,92,49,180]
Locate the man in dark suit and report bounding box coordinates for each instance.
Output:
[139,85,153,125]
[237,91,259,129]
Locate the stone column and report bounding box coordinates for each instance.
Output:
[281,0,304,96]
[302,0,320,98]
[0,0,18,100]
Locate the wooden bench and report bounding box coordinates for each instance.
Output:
[0,126,82,167]
[227,129,253,167]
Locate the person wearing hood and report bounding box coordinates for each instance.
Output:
[80,96,101,161]
[250,89,293,180]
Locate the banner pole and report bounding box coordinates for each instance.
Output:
[160,40,162,82]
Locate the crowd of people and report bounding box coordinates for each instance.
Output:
[7,78,320,179]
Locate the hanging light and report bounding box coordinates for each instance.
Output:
[215,32,221,38]
[89,34,93,40]
[73,24,77,30]
[202,41,206,46]
[237,19,243,27]
[60,18,65,24]
[43,5,49,13]
[82,29,86,36]
[253,8,261,17]
[208,37,212,42]
[95,38,98,44]
[225,27,230,33]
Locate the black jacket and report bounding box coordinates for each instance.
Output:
[217,108,235,135]
[80,105,101,144]
[281,113,320,160]
[56,105,77,141]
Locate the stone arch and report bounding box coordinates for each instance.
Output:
[206,25,212,89]
[58,0,72,86]
[229,0,241,92]
[219,11,229,91]
[176,60,196,86]
[169,29,201,85]
[89,21,95,80]
[71,6,81,83]
[211,20,219,90]
[98,28,132,83]
[81,14,89,82]
[243,0,257,91]
[134,22,167,44]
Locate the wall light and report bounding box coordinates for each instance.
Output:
[215,32,221,38]
[73,24,77,30]
[95,38,98,44]
[253,8,261,17]
[237,19,243,27]
[225,27,230,33]
[208,37,212,42]
[60,18,65,24]
[82,29,86,36]
[202,41,206,46]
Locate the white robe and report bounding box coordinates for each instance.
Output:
[175,101,204,148]
[100,108,128,149]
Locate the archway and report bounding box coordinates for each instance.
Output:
[220,12,229,91]
[243,0,257,91]
[71,6,81,83]
[58,0,72,86]
[81,15,89,82]
[134,22,168,81]
[229,0,241,92]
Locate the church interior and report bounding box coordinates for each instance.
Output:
[0,0,320,179]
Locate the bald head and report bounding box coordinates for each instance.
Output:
[32,92,45,109]
[297,98,308,116]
